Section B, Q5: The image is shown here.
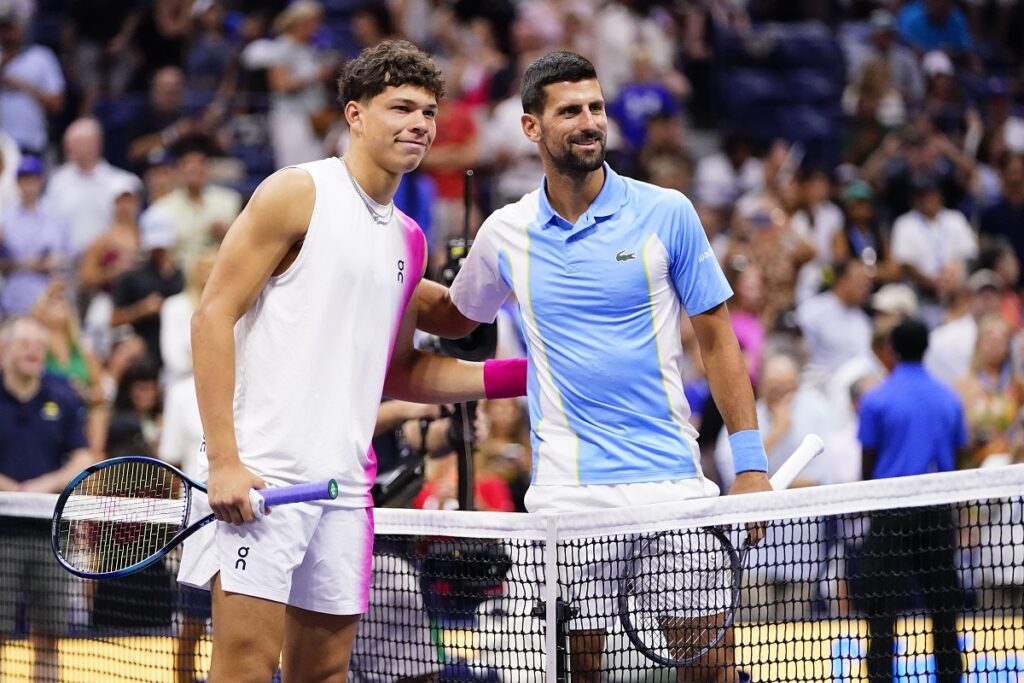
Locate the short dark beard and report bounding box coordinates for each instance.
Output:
[543,134,606,178]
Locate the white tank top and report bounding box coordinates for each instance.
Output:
[199,157,425,508]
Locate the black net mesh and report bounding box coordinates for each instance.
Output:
[556,503,1024,680]
[350,535,546,681]
[2,478,1024,681]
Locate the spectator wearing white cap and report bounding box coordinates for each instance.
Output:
[109,206,184,368]
[44,117,142,257]
[925,268,1006,387]
[921,50,977,144]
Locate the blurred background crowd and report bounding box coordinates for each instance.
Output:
[0,0,1023,514]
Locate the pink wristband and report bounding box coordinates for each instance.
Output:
[483,358,527,399]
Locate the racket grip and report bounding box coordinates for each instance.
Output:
[769,434,825,490]
[249,480,339,519]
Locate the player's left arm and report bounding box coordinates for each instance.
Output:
[690,304,771,495]
[670,193,770,496]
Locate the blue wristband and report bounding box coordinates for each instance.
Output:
[729,429,768,474]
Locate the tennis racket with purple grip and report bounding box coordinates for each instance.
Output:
[51,455,337,579]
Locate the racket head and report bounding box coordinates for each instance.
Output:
[618,527,742,668]
[51,456,200,579]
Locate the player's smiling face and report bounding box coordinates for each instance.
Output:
[525,78,607,176]
[349,84,438,174]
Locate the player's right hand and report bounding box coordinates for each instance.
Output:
[207,461,266,525]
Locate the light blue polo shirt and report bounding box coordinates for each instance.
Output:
[450,164,732,486]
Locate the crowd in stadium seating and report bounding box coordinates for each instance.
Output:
[0,0,1022,513]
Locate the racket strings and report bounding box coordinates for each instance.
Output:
[622,529,739,665]
[55,460,189,574]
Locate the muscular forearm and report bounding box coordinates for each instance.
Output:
[703,334,758,434]
[191,308,241,463]
[384,351,487,404]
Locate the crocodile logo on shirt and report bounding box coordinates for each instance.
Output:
[616,249,637,262]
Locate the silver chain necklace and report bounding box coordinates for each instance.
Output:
[339,157,395,225]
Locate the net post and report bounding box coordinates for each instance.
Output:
[544,513,559,683]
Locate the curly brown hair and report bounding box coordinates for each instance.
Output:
[338,39,445,105]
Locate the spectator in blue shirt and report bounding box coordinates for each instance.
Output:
[897,0,972,55]
[607,47,682,153]
[855,317,965,683]
[0,315,96,683]
[0,156,70,316]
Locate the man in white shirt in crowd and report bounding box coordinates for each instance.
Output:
[142,136,241,270]
[925,267,1005,386]
[796,258,874,380]
[45,117,141,257]
[890,174,977,326]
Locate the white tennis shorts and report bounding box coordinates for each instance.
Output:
[525,478,729,631]
[177,503,374,616]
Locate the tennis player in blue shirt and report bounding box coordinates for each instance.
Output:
[419,51,770,682]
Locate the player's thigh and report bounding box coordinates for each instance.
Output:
[209,573,287,681]
[281,606,361,683]
[664,616,736,683]
[568,629,607,678]
[287,507,374,615]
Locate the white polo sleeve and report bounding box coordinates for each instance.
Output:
[449,216,512,324]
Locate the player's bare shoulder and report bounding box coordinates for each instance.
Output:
[239,166,318,244]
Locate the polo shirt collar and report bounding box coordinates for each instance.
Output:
[536,163,628,233]
[893,361,927,375]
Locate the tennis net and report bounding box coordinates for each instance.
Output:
[2,465,1024,682]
